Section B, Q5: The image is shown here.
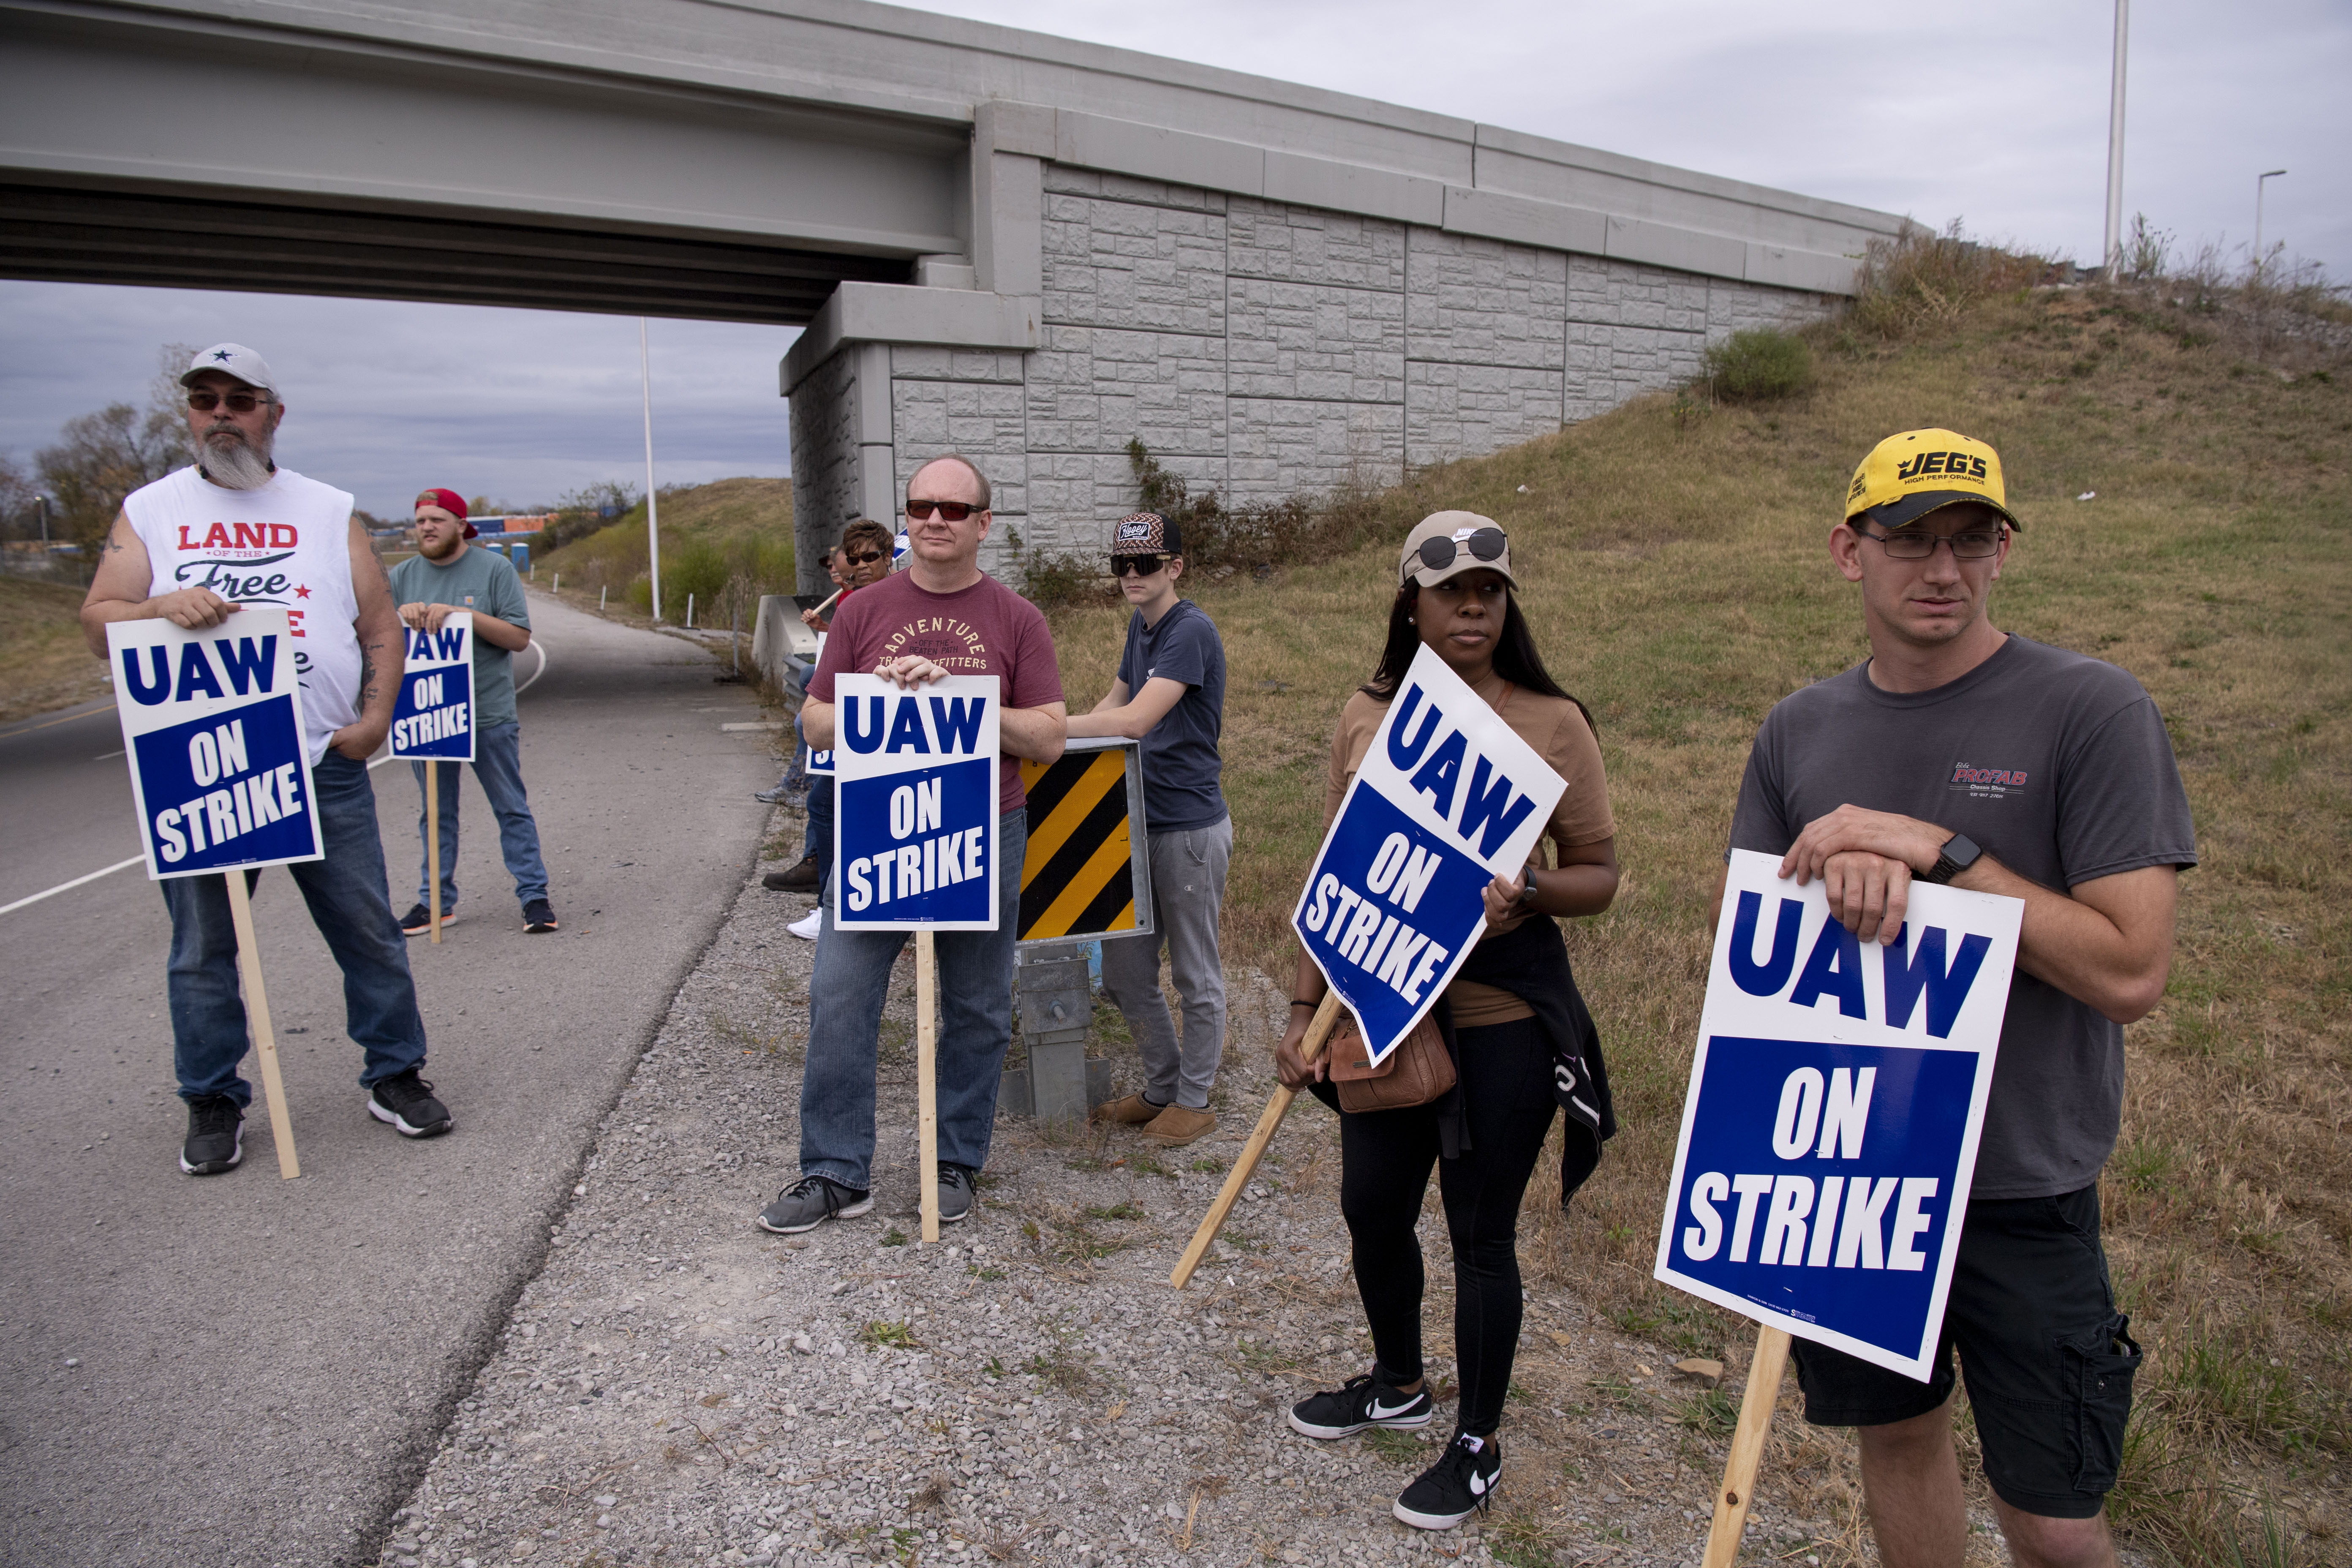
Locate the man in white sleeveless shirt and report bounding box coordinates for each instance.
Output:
[80,343,452,1176]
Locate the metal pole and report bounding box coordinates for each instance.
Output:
[2102,0,2129,276]
[37,494,50,546]
[2255,170,2287,270]
[640,318,662,622]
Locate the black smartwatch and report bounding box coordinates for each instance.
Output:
[1919,832,1982,886]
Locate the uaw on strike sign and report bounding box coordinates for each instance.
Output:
[1294,645,1565,1064]
[108,609,322,877]
[833,675,999,930]
[390,612,475,762]
[1654,849,2023,1379]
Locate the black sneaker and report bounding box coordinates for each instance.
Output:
[368,1070,453,1138]
[762,856,821,893]
[938,1163,977,1224]
[522,898,559,934]
[1393,1432,1501,1530]
[180,1094,245,1176]
[1287,1372,1434,1440]
[757,1174,873,1234]
[399,903,457,937]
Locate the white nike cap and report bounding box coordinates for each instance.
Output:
[180,343,278,395]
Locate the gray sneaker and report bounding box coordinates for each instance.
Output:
[938,1164,977,1225]
[758,1174,873,1234]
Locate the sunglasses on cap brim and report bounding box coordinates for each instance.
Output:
[1412,527,1508,575]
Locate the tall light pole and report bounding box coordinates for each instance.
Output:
[2255,169,2288,270]
[640,317,662,622]
[2101,0,2130,276]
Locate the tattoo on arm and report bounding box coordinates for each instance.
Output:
[358,640,388,707]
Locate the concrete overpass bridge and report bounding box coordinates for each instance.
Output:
[3,0,1908,585]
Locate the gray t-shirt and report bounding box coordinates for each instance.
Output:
[1115,599,1228,832]
[1728,634,2196,1200]
[388,545,531,729]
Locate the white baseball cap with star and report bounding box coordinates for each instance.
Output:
[180,343,278,395]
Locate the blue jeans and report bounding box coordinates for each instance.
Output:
[410,721,549,909]
[163,751,428,1105]
[798,808,1024,1190]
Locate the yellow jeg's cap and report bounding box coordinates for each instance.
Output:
[1845,428,2022,531]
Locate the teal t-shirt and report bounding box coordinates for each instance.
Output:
[388,545,531,728]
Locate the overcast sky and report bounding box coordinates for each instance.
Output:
[4,0,2343,521]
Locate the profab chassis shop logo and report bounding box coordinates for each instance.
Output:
[1947,761,2028,799]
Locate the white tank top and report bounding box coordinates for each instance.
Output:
[123,465,363,766]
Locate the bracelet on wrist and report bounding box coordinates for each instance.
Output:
[1289,998,1319,1011]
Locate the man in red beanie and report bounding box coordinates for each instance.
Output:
[389,490,558,934]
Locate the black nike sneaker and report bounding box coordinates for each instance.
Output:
[1286,1372,1434,1440]
[1393,1431,1501,1530]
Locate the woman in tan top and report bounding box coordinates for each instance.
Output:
[1273,512,1620,1532]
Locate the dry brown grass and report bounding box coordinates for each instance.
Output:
[0,574,111,723]
[1044,278,2350,1563]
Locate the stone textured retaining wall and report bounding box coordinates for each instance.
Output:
[798,159,1836,574]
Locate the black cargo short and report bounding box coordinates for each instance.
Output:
[1789,1183,2142,1520]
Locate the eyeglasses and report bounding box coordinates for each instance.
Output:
[187,389,267,414]
[1110,554,1169,578]
[905,500,977,522]
[842,549,886,566]
[1413,526,1507,574]
[1858,525,2006,560]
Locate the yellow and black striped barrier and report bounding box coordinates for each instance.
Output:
[1017,738,1153,943]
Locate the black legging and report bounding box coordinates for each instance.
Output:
[1339,1016,1557,1437]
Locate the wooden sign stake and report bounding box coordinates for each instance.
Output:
[916,928,940,1243]
[222,871,301,1180]
[426,762,443,944]
[1701,1325,1793,1568]
[1170,991,1342,1289]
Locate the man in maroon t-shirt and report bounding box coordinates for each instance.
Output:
[758,455,1067,1234]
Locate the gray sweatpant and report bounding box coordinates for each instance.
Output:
[1099,817,1231,1111]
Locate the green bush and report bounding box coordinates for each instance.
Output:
[1701,328,1816,403]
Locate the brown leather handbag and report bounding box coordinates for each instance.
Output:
[1326,1009,1456,1113]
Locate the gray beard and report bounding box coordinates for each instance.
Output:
[199,427,276,490]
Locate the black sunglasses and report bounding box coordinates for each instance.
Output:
[1110,554,1169,577]
[841,549,886,566]
[1413,526,1507,574]
[905,500,977,522]
[187,389,267,414]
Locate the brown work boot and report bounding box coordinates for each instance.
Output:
[1141,1103,1217,1148]
[1093,1092,1166,1126]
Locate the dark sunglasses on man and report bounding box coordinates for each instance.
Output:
[1109,554,1170,578]
[187,389,268,414]
[1415,525,1507,573]
[905,499,977,522]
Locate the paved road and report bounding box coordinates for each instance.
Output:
[0,591,782,1568]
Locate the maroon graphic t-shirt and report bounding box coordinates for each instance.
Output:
[809,570,1064,813]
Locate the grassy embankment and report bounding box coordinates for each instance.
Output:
[0,576,110,724]
[1043,268,2349,1563]
[530,476,795,642]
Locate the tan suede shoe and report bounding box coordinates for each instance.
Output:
[1093,1092,1165,1125]
[1140,1103,1217,1148]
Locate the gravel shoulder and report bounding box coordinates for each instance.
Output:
[374,828,1902,1568]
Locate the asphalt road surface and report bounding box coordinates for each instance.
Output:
[0,591,781,1567]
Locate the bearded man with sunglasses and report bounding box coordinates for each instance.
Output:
[81,343,449,1174]
[1713,430,2195,1568]
[759,455,1066,1233]
[1071,513,1230,1147]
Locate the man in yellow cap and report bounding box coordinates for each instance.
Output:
[1713,430,2196,1568]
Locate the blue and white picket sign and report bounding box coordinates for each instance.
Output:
[1292,644,1565,1066]
[389,611,475,762]
[1653,849,2023,1380]
[806,746,835,775]
[832,673,999,930]
[891,530,911,570]
[107,608,322,880]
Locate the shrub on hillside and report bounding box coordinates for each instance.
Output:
[1701,329,1814,403]
[1851,222,2054,339]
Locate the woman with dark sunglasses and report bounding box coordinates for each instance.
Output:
[1273,511,1621,1532]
